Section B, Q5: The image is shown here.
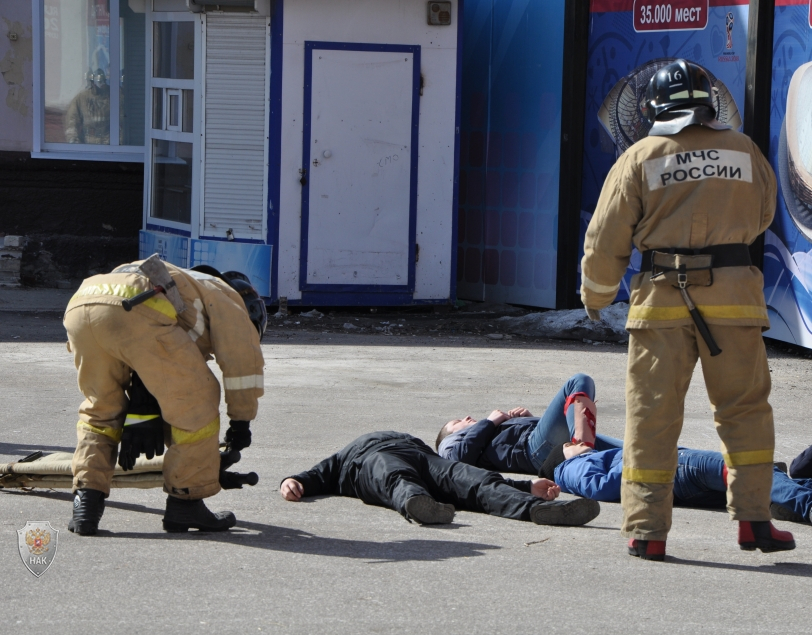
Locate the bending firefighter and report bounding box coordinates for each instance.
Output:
[64,256,267,535]
[581,59,795,560]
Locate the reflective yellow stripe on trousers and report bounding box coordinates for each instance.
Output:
[77,420,123,442]
[70,283,177,319]
[622,466,675,484]
[170,417,220,445]
[723,449,774,467]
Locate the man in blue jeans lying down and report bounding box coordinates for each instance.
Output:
[541,444,806,556]
[435,373,623,475]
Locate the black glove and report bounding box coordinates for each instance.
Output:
[128,372,160,414]
[118,419,165,471]
[118,372,165,471]
[224,420,251,452]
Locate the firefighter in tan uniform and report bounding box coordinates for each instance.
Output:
[581,60,795,560]
[63,256,266,535]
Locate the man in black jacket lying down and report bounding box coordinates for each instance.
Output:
[279,431,600,526]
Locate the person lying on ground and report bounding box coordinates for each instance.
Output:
[279,431,600,527]
[435,373,622,476]
[538,443,801,551]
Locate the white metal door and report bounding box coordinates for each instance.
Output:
[302,45,418,289]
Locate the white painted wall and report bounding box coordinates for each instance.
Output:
[278,0,458,301]
[0,0,33,152]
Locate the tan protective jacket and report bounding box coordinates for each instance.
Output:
[67,262,264,421]
[581,125,776,330]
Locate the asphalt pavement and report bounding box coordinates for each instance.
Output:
[1,288,810,634]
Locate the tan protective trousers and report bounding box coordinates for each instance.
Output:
[622,325,774,541]
[64,303,222,500]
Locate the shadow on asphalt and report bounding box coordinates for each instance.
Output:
[2,490,499,563]
[667,556,812,578]
[0,442,75,455]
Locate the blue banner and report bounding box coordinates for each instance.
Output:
[762,1,812,347]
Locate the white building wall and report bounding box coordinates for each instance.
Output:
[278,0,458,301]
[0,0,33,152]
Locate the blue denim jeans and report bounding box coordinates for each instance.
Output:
[527,373,623,470]
[673,449,728,507]
[771,471,812,520]
[673,449,812,517]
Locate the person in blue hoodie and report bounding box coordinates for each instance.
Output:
[436,373,623,475]
[545,444,812,538]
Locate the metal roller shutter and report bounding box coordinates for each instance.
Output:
[202,14,268,241]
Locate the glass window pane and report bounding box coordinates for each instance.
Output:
[151,140,193,224]
[119,0,145,145]
[152,87,163,129]
[182,89,193,133]
[153,22,194,80]
[44,0,112,144]
[168,93,179,127]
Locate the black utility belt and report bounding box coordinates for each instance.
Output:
[639,243,751,272]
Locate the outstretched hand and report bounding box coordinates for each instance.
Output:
[530,478,560,501]
[280,478,304,501]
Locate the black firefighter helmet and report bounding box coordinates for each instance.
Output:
[644,59,715,123]
[190,265,268,339]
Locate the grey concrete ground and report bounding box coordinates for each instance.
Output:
[1,290,810,634]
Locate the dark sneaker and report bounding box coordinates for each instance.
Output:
[530,498,600,526]
[628,538,666,561]
[162,496,237,533]
[68,488,106,536]
[404,495,455,524]
[770,502,807,524]
[739,520,796,553]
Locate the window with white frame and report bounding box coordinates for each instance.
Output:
[145,14,200,228]
[34,0,146,161]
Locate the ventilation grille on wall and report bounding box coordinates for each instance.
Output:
[202,14,268,241]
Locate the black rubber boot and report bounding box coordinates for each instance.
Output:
[628,538,666,561]
[738,520,796,553]
[162,496,237,533]
[68,488,106,536]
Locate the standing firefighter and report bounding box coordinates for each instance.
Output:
[581,59,795,560]
[64,256,266,535]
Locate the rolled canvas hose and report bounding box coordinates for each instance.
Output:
[0,452,164,489]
